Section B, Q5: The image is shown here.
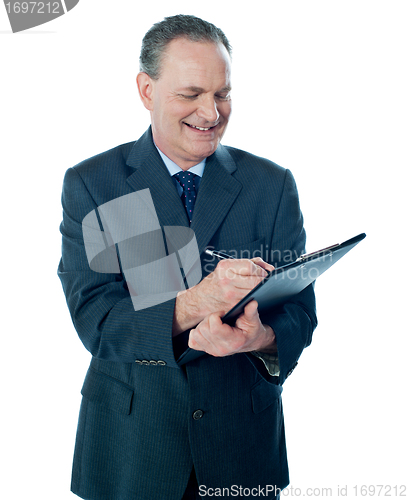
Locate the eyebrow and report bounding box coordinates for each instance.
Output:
[179,86,232,93]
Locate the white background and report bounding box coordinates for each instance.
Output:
[1,1,407,498]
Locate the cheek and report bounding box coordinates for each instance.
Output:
[170,101,195,123]
[219,102,232,122]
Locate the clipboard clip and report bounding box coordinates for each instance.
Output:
[296,243,339,263]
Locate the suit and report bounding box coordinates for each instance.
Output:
[58,127,317,499]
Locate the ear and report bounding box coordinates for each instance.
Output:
[137,72,154,111]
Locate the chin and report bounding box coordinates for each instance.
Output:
[193,148,216,161]
[194,142,219,158]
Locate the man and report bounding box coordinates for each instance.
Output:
[58,14,317,500]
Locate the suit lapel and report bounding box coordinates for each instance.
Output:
[125,129,242,254]
[125,129,190,228]
[191,145,242,254]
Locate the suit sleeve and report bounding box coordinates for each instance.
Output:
[258,169,317,384]
[57,167,180,368]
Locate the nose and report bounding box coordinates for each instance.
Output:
[197,95,220,123]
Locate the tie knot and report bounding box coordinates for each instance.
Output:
[173,171,197,192]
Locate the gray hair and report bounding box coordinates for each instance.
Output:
[140,14,232,80]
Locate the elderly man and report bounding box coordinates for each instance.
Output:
[58,14,317,500]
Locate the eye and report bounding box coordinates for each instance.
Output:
[215,93,231,101]
[180,94,199,100]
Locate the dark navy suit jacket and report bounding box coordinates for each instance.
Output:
[58,128,317,499]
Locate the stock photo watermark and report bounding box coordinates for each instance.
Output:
[82,189,202,312]
[3,0,79,32]
[198,483,407,497]
[82,189,329,312]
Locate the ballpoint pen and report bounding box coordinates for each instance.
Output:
[204,249,235,260]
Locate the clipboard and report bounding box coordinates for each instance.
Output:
[175,232,366,365]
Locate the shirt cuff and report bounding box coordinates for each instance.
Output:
[251,351,280,377]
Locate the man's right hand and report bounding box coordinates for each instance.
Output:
[172,257,273,336]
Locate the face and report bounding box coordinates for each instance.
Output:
[138,38,232,170]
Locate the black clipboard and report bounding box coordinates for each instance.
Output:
[175,232,366,365]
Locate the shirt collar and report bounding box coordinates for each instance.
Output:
[155,145,206,178]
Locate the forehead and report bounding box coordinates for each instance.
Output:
[159,38,232,88]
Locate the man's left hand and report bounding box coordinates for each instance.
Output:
[188,300,277,356]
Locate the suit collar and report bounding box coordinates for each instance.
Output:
[191,145,241,254]
[125,128,189,227]
[125,128,242,254]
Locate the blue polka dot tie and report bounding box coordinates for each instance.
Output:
[173,171,198,224]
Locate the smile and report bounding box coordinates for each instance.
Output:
[184,123,217,131]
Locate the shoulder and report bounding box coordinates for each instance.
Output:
[61,140,137,212]
[63,128,155,198]
[220,144,291,188]
[69,140,135,181]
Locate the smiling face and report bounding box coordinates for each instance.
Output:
[137,38,232,170]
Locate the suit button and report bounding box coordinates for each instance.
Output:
[157,360,166,366]
[135,360,142,365]
[142,360,150,365]
[192,410,204,420]
[149,360,157,366]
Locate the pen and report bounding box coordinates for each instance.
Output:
[205,249,271,277]
[204,249,235,260]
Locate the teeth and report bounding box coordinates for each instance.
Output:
[188,124,212,131]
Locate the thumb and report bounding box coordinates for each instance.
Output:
[243,300,259,321]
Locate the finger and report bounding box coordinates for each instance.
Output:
[243,299,259,319]
[247,259,269,277]
[239,300,260,327]
[189,314,224,351]
[232,274,268,290]
[188,328,207,351]
[190,314,238,356]
[217,259,268,278]
[251,257,275,273]
[234,300,261,332]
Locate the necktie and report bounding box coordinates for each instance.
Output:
[173,171,198,223]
